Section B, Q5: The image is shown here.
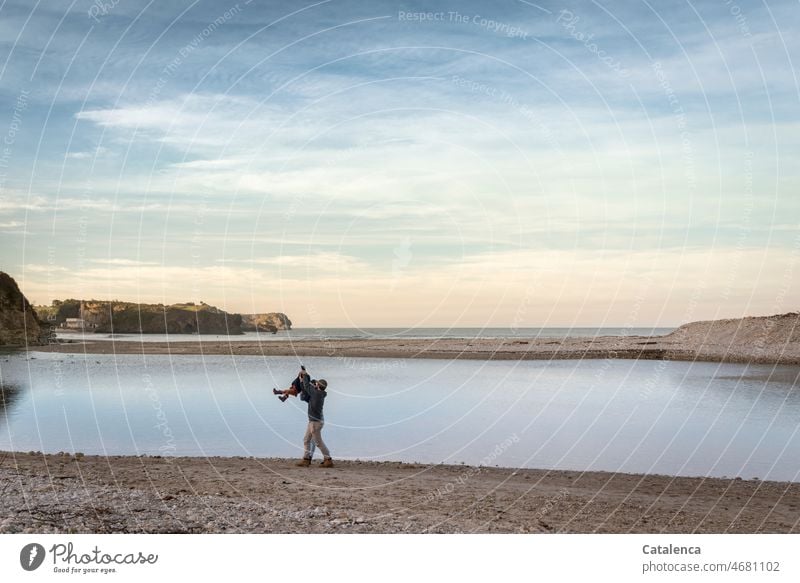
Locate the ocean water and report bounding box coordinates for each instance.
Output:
[1,351,798,481]
[55,326,675,343]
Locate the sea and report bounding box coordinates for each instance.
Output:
[54,326,675,343]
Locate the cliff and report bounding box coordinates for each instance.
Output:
[240,312,292,333]
[0,272,50,346]
[37,299,244,335]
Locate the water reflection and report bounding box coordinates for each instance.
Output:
[0,351,798,481]
[0,382,23,424]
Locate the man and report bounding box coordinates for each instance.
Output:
[296,374,334,468]
[273,366,317,457]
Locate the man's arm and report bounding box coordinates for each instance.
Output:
[299,385,310,402]
[299,373,313,399]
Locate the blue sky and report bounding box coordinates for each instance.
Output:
[1,0,798,327]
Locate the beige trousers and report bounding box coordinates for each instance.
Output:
[303,421,330,459]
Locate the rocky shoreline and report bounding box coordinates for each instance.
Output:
[2,452,798,534]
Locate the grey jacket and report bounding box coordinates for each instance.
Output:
[300,376,327,422]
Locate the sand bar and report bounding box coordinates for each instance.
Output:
[30,333,800,365]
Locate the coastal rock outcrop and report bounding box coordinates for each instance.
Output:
[0,272,50,346]
[36,299,245,335]
[240,312,292,333]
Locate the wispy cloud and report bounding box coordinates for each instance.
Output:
[89,258,161,266]
[65,146,111,160]
[217,252,369,272]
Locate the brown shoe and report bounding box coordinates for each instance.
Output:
[320,458,334,468]
[296,458,311,467]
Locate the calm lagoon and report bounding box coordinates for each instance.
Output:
[1,351,798,481]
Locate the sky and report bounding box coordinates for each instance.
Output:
[0,0,798,328]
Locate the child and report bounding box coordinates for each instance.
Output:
[273,366,308,402]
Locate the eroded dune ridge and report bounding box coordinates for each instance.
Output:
[662,313,800,364]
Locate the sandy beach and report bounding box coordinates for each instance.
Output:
[2,452,798,534]
[33,332,800,365]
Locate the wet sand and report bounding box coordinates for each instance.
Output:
[32,332,800,365]
[1,452,797,534]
